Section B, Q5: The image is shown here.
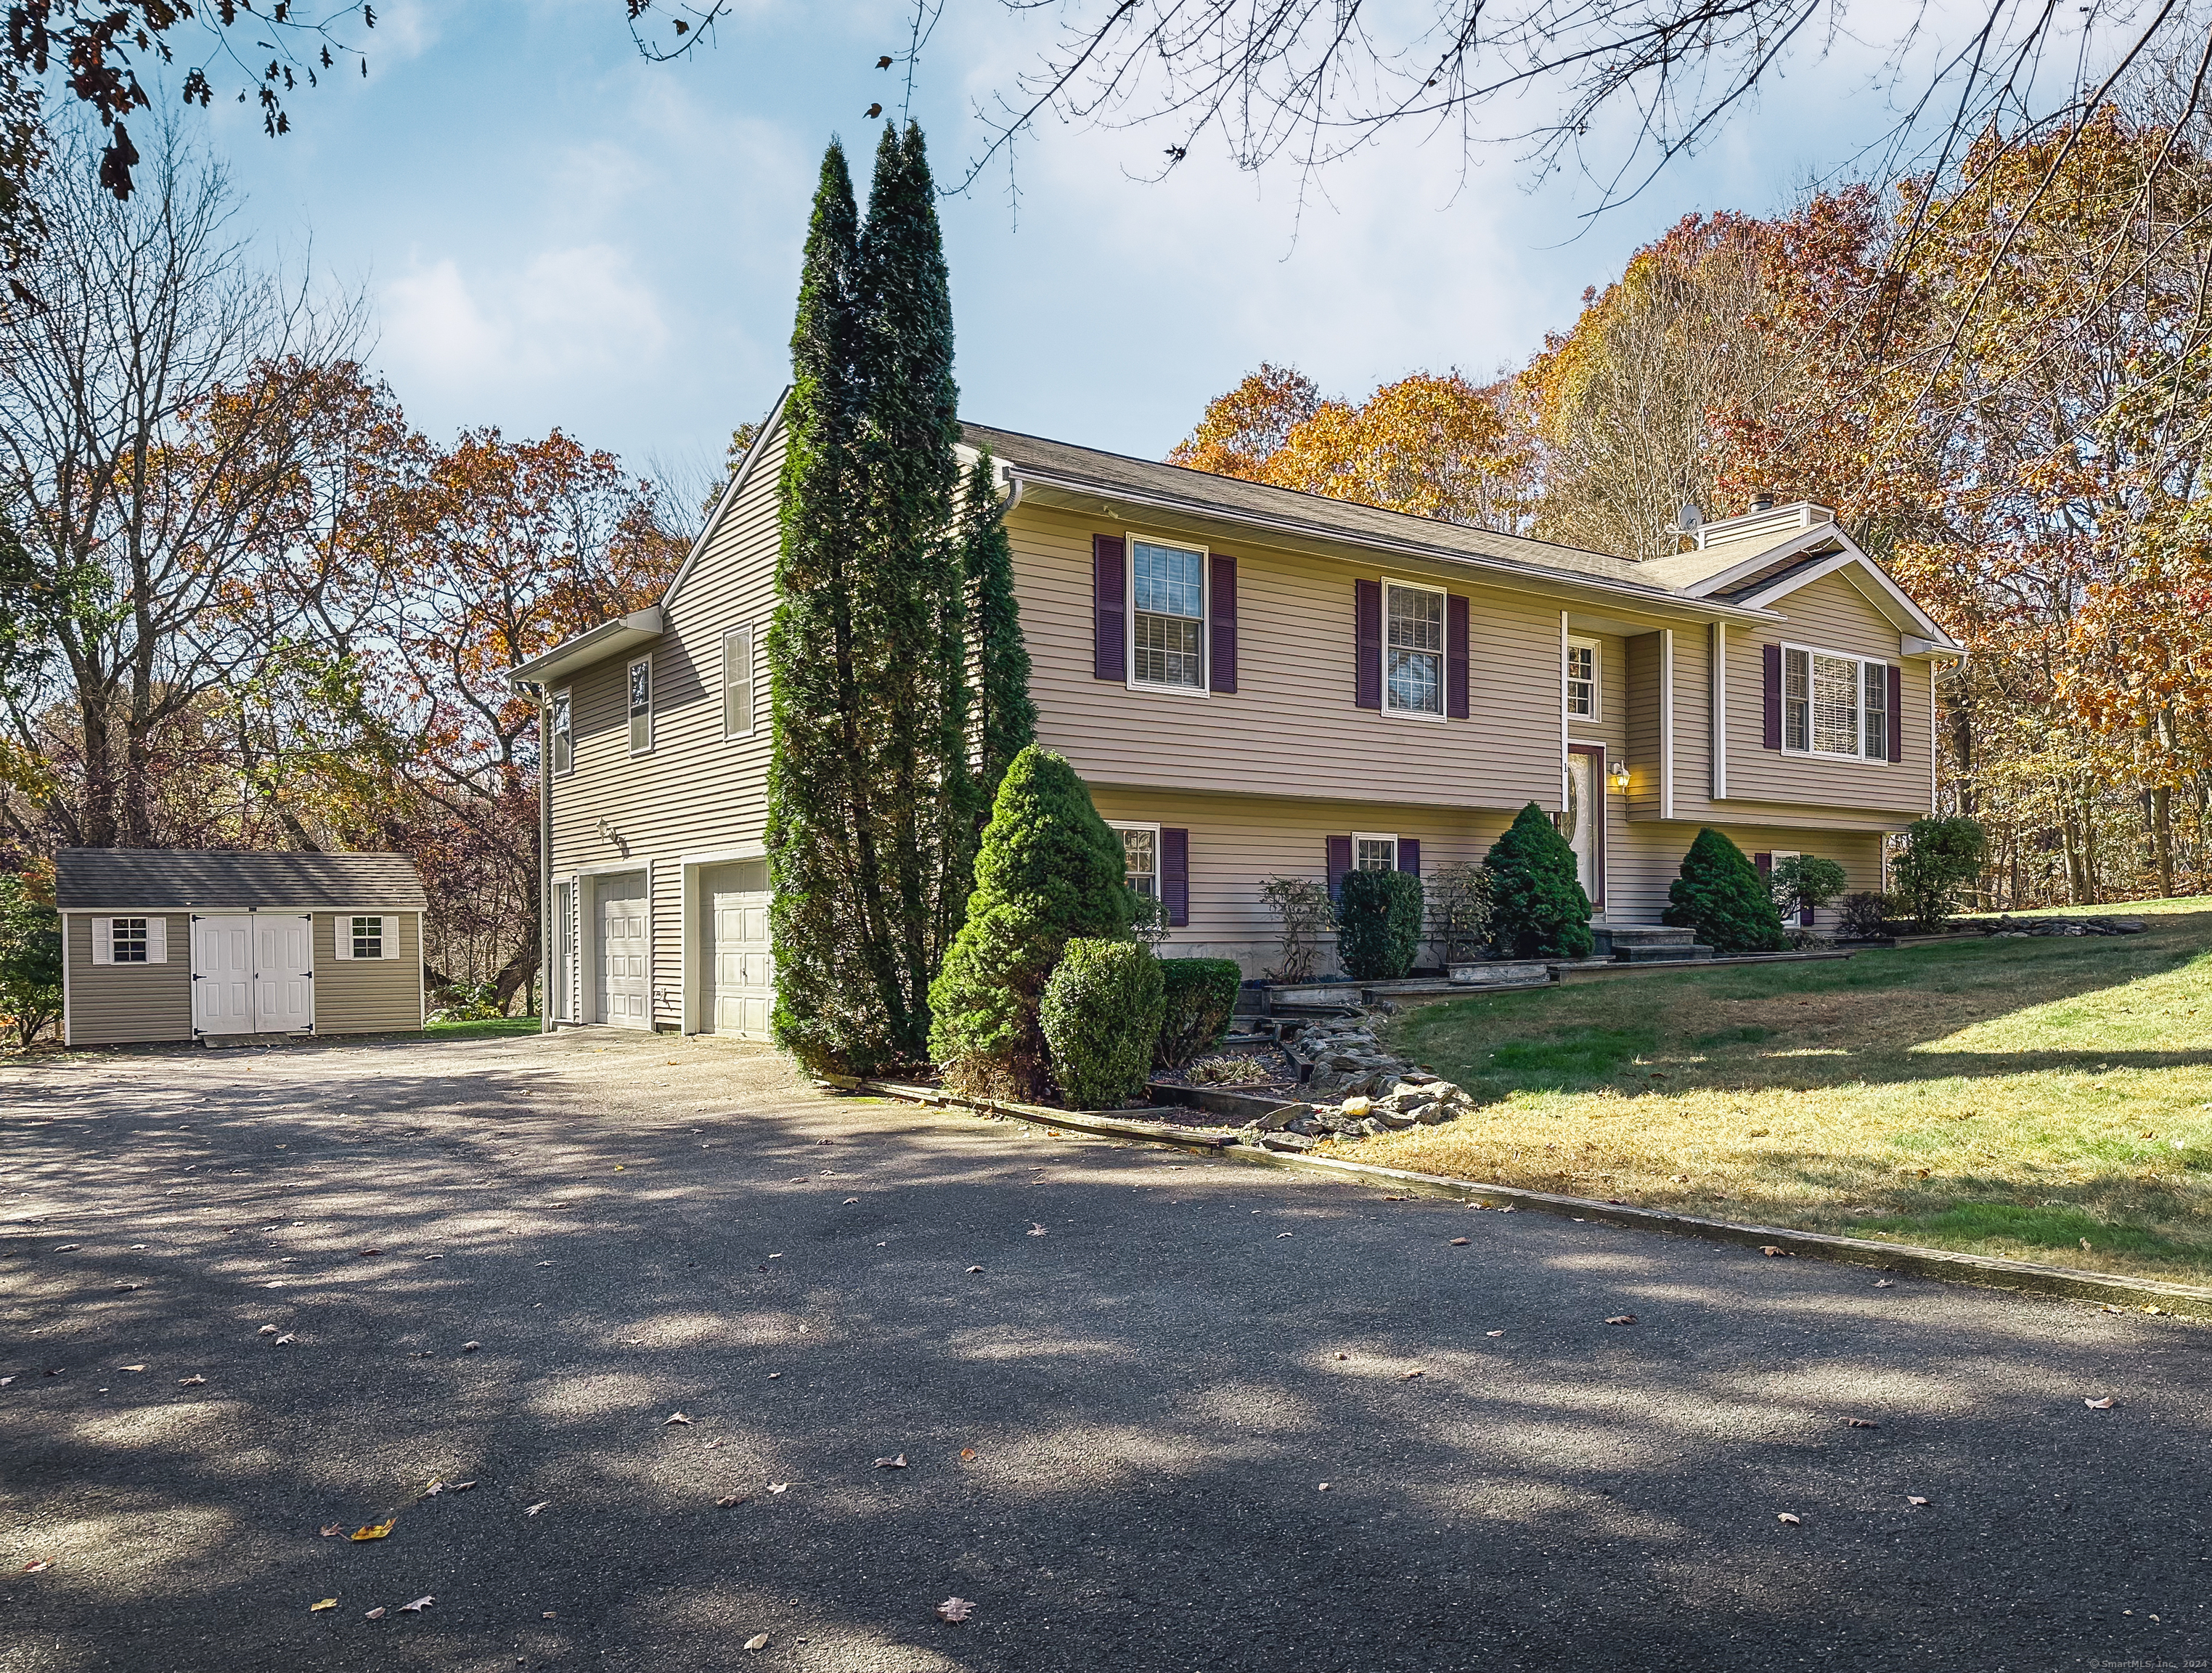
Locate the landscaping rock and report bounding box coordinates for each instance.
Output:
[1340,1096,1374,1118]
[1255,1102,1313,1131]
[1415,1102,1454,1125]
[1371,1109,1419,1131]
[1260,1131,1318,1153]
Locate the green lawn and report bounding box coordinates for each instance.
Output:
[426,1016,542,1041]
[1341,899,2212,1282]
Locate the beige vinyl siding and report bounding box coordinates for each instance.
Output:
[1723,569,1931,816]
[315,911,423,1034]
[1013,505,1564,813]
[547,427,785,1028]
[65,913,192,1045]
[1623,632,1663,821]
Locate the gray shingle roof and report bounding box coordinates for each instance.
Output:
[54,850,428,911]
[960,422,1686,599]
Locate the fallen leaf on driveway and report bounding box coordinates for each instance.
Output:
[936,1597,974,1624]
[744,1633,770,1651]
[1400,1369,1424,1380]
[1906,1496,1930,1507]
[310,1599,337,1613]
[397,1596,433,1613]
[460,1341,480,1353]
[54,1244,78,1252]
[1316,1482,1331,1491]
[2084,1396,2115,1409]
[274,1335,295,1346]
[358,1248,380,1257]
[1873,1279,1895,1288]
[320,1523,343,1537]
[1604,1315,1636,1326]
[21,1560,50,1574]
[449,1481,476,1492]
[259,1325,279,1335]
[966,1266,983,1274]
[1486,1330,1505,1338]
[664,1412,693,1426]
[1276,1232,1294,1239]
[364,1607,386,1619]
[874,1454,908,1468]
[524,1502,552,1516]
[1027,1224,1048,1236]
[767,1372,781,1380]
[1760,1246,1788,1258]
[1449,1238,1469,1247]
[1840,1417,1879,1429]
[959,1449,978,1462]
[421,1481,445,1497]
[120,1364,146,1372]
[768,1483,789,1494]
[1776,1513,1801,1526]
[717,1494,746,1507]
[844,1197,859,1205]
[0,1377,12,1386]
[351,1519,395,1542]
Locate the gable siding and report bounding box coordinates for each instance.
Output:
[64,913,193,1045]
[1723,569,1930,816]
[1009,503,1564,813]
[545,427,785,1029]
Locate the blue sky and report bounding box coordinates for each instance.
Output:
[195,0,1949,483]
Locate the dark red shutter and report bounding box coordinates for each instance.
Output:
[1397,838,1420,876]
[1354,579,1382,709]
[1161,828,1189,927]
[1762,644,1783,749]
[1326,835,1352,900]
[1209,554,1237,693]
[1093,535,1125,681]
[1445,595,1469,719]
[1887,664,1904,762]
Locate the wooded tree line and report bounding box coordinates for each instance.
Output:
[0,125,690,1009]
[1174,69,2212,910]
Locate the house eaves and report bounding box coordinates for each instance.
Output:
[508,607,665,693]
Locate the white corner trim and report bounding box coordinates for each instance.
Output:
[1559,611,1570,811]
[1660,628,1676,821]
[1711,621,1729,801]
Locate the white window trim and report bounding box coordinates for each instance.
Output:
[627,654,654,757]
[334,913,391,961]
[1124,531,1210,699]
[550,688,574,778]
[722,623,756,741]
[1780,640,1893,763]
[1565,636,1601,722]
[1106,820,1163,897]
[1380,577,1448,722]
[1351,831,1401,871]
[89,914,166,966]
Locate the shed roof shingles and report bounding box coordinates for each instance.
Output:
[55,850,429,911]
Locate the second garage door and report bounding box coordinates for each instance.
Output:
[596,873,650,1027]
[702,860,772,1039]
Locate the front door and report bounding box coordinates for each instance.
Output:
[702,861,772,1039]
[596,873,650,1027]
[1564,746,1605,912]
[191,913,314,1035]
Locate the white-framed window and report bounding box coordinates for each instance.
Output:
[1566,638,1599,720]
[335,915,390,960]
[1129,538,1207,691]
[722,624,755,739]
[91,915,166,965]
[1782,643,1891,760]
[1110,821,1161,899]
[627,656,653,754]
[550,688,573,777]
[1353,832,1399,872]
[1384,582,1445,717]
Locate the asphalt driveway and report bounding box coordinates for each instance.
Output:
[2,1028,2207,1672]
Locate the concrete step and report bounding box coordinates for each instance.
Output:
[1614,943,1713,963]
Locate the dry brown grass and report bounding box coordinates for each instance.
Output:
[1333,900,2212,1281]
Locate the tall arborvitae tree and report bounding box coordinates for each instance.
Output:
[768,124,994,1074]
[960,444,1036,802]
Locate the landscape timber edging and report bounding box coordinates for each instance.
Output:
[830,1075,2212,1323]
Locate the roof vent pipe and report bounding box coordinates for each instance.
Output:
[1749,490,1775,513]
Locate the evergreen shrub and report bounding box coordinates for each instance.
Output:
[928,746,1133,1096]
[1771,853,1849,921]
[1663,829,1789,953]
[0,873,62,1048]
[1892,817,1988,928]
[1040,939,1165,1109]
[1336,869,1425,979]
[1155,957,1244,1069]
[1835,892,1893,939]
[1485,803,1594,958]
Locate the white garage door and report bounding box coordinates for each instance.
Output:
[702,861,772,1039]
[596,873,650,1027]
[192,913,313,1035]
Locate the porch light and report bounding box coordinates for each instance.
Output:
[1609,760,1631,793]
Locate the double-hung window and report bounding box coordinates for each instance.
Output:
[1782,645,1892,760]
[1112,823,1160,899]
[722,624,754,738]
[1565,639,1599,720]
[550,690,573,776]
[1384,582,1444,716]
[1130,540,1205,690]
[348,916,386,959]
[627,656,653,754]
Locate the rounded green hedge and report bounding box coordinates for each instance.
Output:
[1156,957,1244,1068]
[1040,938,1166,1110]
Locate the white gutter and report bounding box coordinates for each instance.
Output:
[507,607,664,693]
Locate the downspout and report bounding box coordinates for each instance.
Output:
[524,680,554,1035]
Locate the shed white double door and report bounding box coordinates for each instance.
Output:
[192,914,314,1035]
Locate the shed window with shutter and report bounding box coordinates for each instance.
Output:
[627,656,653,754]
[550,689,573,776]
[1780,642,1895,760]
[1130,540,1206,690]
[722,624,754,739]
[91,915,166,964]
[113,917,149,961]
[1383,582,1445,717]
[335,915,388,960]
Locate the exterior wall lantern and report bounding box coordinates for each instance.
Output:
[1609,760,1631,794]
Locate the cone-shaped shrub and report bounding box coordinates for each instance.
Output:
[1485,802,1594,958]
[928,746,1134,1097]
[1040,939,1165,1109]
[1662,828,1789,953]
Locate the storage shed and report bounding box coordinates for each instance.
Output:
[56,850,428,1046]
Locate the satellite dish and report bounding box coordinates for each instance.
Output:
[1678,502,1704,530]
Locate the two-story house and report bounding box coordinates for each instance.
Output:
[511,394,1961,1036]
